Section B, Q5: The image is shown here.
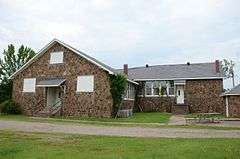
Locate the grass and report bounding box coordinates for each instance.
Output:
[186,113,225,119]
[0,130,240,159]
[0,112,171,124]
[60,112,171,123]
[1,114,240,130]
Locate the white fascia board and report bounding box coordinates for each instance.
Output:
[54,39,114,75]
[222,94,240,96]
[9,39,56,79]
[9,39,114,79]
[133,77,224,81]
[127,79,139,85]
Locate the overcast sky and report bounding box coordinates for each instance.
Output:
[0,0,239,87]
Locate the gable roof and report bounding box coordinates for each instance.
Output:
[9,39,138,85]
[117,62,224,81]
[9,39,115,79]
[222,84,240,96]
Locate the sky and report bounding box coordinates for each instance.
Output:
[0,0,239,88]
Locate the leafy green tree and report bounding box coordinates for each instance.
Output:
[0,44,35,103]
[109,74,127,117]
[222,59,235,87]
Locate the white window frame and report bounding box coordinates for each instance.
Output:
[23,78,36,93]
[50,51,64,64]
[76,75,94,93]
[124,83,135,100]
[144,81,175,97]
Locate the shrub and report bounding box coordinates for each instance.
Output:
[109,74,127,116]
[0,99,22,114]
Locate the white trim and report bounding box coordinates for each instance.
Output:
[36,85,60,87]
[134,77,224,81]
[225,96,229,117]
[123,98,135,101]
[144,95,175,97]
[127,79,139,85]
[9,39,114,79]
[222,94,240,96]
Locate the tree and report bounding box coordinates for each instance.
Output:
[0,44,35,103]
[222,59,235,87]
[109,74,127,117]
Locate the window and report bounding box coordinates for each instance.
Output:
[144,80,174,96]
[159,81,167,96]
[168,81,174,95]
[23,78,36,92]
[124,83,135,99]
[145,82,152,95]
[76,75,94,92]
[50,51,63,64]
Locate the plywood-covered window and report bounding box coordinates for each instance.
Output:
[76,75,94,92]
[23,78,36,92]
[50,51,63,64]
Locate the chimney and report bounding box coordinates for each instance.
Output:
[215,60,220,73]
[123,64,128,75]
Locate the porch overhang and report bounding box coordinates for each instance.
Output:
[36,78,66,87]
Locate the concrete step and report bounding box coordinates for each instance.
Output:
[172,105,188,115]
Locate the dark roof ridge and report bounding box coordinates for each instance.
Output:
[117,62,215,70]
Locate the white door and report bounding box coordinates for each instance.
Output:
[176,86,184,104]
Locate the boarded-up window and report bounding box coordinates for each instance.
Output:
[76,75,94,92]
[50,51,63,64]
[23,78,36,92]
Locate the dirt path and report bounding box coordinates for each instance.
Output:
[168,115,186,125]
[1,120,240,138]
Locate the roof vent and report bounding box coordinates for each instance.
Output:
[187,62,190,66]
[146,64,149,68]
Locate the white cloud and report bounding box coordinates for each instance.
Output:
[0,0,240,86]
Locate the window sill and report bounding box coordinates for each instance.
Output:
[123,98,135,101]
[142,95,175,97]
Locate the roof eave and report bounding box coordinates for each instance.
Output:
[9,39,114,79]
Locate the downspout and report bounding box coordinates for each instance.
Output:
[225,96,229,118]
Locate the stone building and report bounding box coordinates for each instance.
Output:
[10,39,225,117]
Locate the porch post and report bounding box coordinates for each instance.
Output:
[225,96,229,118]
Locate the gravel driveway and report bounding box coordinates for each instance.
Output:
[1,120,240,138]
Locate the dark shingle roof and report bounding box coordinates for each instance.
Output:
[37,78,66,87]
[117,62,224,80]
[223,84,240,95]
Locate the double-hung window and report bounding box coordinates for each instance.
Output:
[144,80,174,96]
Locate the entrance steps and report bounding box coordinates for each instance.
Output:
[172,104,189,114]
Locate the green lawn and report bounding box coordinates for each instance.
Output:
[0,112,171,124]
[1,114,240,130]
[64,112,171,123]
[0,130,239,159]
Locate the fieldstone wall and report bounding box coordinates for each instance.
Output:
[185,79,224,113]
[226,96,240,117]
[12,42,113,118]
[137,96,175,112]
[120,100,135,110]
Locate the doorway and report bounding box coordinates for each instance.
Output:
[176,85,184,104]
[46,87,61,108]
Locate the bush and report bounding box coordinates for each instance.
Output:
[109,74,127,116]
[0,100,22,114]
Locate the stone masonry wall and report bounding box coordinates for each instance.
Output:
[12,42,113,118]
[185,79,224,113]
[120,100,135,110]
[137,96,175,112]
[227,96,240,117]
